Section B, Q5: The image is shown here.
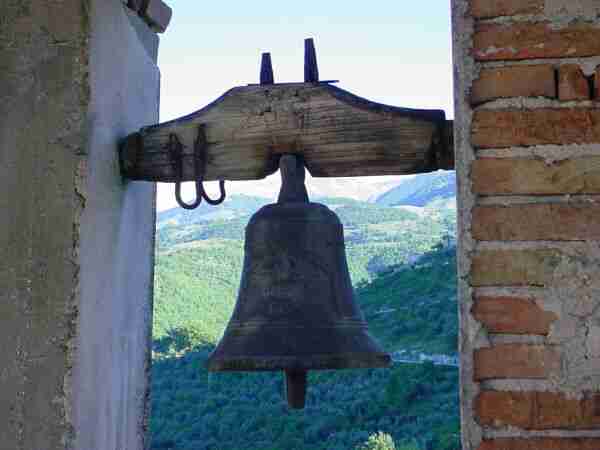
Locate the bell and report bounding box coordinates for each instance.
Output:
[206,155,391,408]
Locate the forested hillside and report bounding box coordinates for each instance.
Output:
[152,247,458,450]
[151,174,459,450]
[157,195,272,229]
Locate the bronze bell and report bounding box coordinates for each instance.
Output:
[206,155,391,408]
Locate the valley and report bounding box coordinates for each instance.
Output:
[151,171,459,450]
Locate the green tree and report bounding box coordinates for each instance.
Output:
[358,432,397,450]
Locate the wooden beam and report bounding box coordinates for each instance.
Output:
[119,83,453,182]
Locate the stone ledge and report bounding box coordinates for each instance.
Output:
[125,0,172,33]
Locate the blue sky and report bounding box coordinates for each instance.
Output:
[156,1,453,209]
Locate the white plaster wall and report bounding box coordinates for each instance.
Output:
[74,1,159,449]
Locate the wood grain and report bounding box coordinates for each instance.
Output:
[120,83,452,182]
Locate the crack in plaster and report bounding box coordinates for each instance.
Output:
[478,144,600,161]
[477,194,600,205]
[484,428,600,439]
[477,97,598,109]
[545,0,600,21]
[480,55,600,69]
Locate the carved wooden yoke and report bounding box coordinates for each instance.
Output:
[119,39,454,207]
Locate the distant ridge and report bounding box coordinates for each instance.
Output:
[156,171,456,230]
[375,171,456,207]
[157,194,270,228]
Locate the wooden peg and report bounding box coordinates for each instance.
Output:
[260,53,274,85]
[304,38,319,83]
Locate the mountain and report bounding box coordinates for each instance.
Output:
[153,196,456,344]
[157,194,271,229]
[305,175,408,202]
[156,174,413,212]
[156,171,456,214]
[375,171,456,208]
[151,247,459,450]
[151,192,459,450]
[358,247,457,355]
[155,197,454,283]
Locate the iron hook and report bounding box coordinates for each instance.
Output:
[175,180,204,210]
[200,179,227,206]
[169,130,227,210]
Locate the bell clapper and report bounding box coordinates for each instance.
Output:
[285,369,307,409]
[279,156,309,409]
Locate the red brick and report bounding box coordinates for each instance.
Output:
[471,65,555,105]
[476,391,600,429]
[478,438,600,450]
[470,0,544,19]
[472,157,600,195]
[474,344,560,380]
[474,22,600,61]
[473,296,557,335]
[472,109,600,148]
[559,65,590,101]
[471,249,561,287]
[472,204,600,241]
[476,391,534,428]
[537,392,600,429]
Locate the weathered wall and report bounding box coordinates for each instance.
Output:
[453,0,600,449]
[0,1,162,449]
[0,1,88,448]
[73,1,159,449]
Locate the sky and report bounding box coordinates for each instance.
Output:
[155,1,454,211]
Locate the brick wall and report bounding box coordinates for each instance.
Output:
[452,0,600,449]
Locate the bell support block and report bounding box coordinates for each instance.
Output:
[119,82,454,183]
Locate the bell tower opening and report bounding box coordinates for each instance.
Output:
[149,3,456,450]
[152,168,458,450]
[152,165,457,449]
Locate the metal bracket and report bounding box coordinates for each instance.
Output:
[169,125,226,210]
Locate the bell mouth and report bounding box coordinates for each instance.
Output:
[205,323,391,372]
